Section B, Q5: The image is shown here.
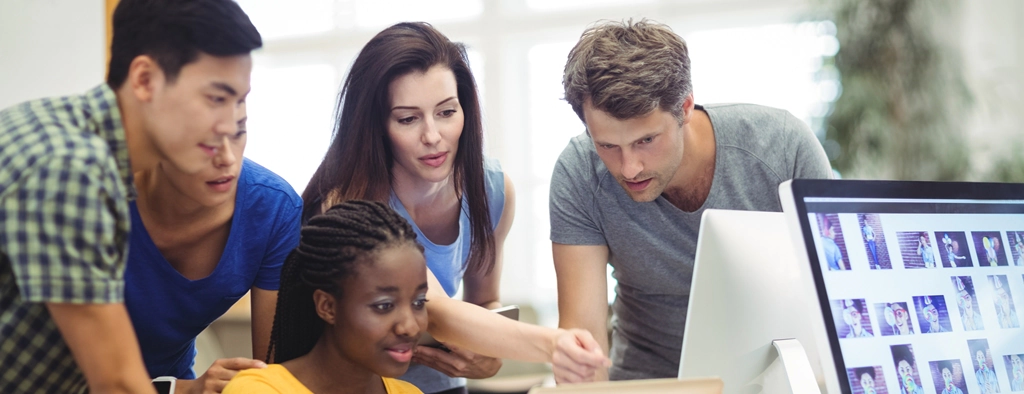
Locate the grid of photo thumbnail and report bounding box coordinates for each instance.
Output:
[832,286,1024,393]
[831,276,1022,336]
[818,213,1024,393]
[841,342,1022,394]
[814,213,1023,272]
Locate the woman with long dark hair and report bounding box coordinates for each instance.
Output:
[302,22,607,389]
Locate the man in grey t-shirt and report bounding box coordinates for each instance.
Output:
[550,19,832,382]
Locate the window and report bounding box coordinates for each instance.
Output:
[245,64,337,193]
[236,0,838,327]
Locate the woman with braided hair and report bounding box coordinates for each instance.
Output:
[302,22,608,390]
[225,200,426,393]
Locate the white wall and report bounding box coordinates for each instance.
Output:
[0,0,105,110]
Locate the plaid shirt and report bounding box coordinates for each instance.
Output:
[0,84,134,393]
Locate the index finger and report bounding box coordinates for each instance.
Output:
[215,357,268,371]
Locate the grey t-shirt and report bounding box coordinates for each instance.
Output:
[549,103,832,380]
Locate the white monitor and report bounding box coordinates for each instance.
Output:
[780,179,1024,394]
[679,209,828,393]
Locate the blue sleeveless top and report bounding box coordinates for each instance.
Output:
[125,159,303,379]
[392,157,505,392]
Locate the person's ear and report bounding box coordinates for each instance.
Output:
[313,289,338,325]
[679,93,695,125]
[127,55,163,103]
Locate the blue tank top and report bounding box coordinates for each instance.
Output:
[125,159,302,379]
[392,157,505,392]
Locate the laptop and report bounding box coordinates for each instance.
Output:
[781,179,1024,394]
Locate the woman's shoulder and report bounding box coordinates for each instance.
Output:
[480,156,507,225]
[482,156,505,193]
[382,377,424,394]
[224,365,312,394]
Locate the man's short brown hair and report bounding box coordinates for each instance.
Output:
[563,19,691,123]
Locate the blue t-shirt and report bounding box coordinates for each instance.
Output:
[391,157,505,393]
[125,159,302,379]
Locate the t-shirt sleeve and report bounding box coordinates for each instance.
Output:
[549,138,606,246]
[253,195,302,291]
[223,371,287,394]
[1,156,127,303]
[785,112,834,180]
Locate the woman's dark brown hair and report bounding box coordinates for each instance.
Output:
[302,22,495,275]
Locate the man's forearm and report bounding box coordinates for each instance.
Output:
[559,317,610,381]
[46,303,157,394]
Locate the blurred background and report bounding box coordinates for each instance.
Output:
[1,0,1022,386]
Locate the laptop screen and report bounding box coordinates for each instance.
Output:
[787,180,1024,394]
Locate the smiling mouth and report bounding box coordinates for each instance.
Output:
[386,342,416,363]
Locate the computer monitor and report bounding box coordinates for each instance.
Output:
[679,209,828,393]
[781,179,1024,394]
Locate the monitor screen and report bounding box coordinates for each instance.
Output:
[786,180,1024,394]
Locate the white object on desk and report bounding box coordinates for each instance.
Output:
[678,209,827,394]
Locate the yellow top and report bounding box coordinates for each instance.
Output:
[224,364,423,394]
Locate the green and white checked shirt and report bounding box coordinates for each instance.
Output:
[0,84,134,393]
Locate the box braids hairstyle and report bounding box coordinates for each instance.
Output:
[266,200,422,363]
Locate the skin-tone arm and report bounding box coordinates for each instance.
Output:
[460,174,515,310]
[249,287,277,362]
[423,273,608,383]
[414,175,515,379]
[46,303,157,394]
[552,243,611,382]
[424,183,609,382]
[421,174,609,382]
[175,289,275,394]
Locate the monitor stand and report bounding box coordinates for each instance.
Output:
[760,339,821,394]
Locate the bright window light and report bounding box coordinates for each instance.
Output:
[526,0,655,12]
[686,21,839,133]
[245,64,337,195]
[237,0,335,40]
[351,0,484,29]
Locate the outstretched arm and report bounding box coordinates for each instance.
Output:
[552,242,611,382]
[424,270,608,382]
